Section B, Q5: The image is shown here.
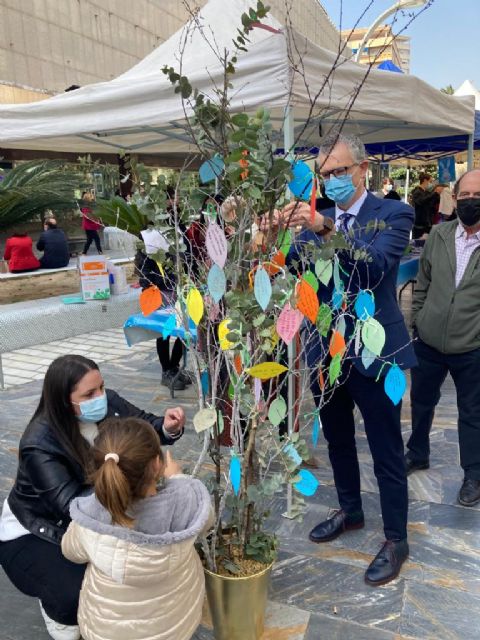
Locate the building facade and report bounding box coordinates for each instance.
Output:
[341,25,410,72]
[0,0,342,102]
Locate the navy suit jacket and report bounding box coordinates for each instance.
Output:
[291,192,417,379]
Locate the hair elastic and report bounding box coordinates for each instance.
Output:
[104,453,119,464]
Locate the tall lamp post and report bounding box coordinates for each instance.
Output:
[353,0,427,64]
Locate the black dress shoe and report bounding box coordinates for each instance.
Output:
[458,478,480,507]
[365,539,409,586]
[309,509,365,543]
[161,370,185,391]
[404,452,429,476]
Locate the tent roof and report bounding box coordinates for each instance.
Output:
[0,0,475,156]
[455,80,480,110]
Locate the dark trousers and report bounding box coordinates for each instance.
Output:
[0,534,86,625]
[83,229,102,254]
[408,339,480,480]
[312,365,408,540]
[156,337,183,372]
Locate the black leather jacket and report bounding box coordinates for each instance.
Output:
[7,389,182,545]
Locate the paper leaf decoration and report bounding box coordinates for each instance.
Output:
[361,346,376,370]
[318,367,325,391]
[139,286,162,317]
[297,279,319,324]
[278,229,292,257]
[384,364,407,406]
[207,264,226,303]
[354,290,375,321]
[219,318,234,351]
[288,160,314,200]
[333,256,343,292]
[315,259,333,287]
[312,415,321,447]
[199,154,224,184]
[186,287,204,326]
[230,454,241,495]
[254,377,262,404]
[284,443,302,467]
[361,317,385,356]
[200,370,209,397]
[331,288,344,310]
[268,396,287,426]
[247,362,288,379]
[234,353,242,375]
[217,411,224,435]
[294,469,319,496]
[329,330,346,357]
[317,303,332,337]
[354,323,362,355]
[254,266,272,311]
[329,353,342,386]
[277,303,303,345]
[162,314,177,338]
[206,222,228,268]
[303,271,319,293]
[193,408,217,433]
[336,314,346,338]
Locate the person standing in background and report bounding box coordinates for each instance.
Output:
[80,192,103,255]
[410,173,440,239]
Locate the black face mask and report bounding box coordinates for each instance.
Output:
[456,198,480,228]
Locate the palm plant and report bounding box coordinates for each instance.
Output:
[0,160,78,231]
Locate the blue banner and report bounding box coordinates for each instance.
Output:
[438,156,456,183]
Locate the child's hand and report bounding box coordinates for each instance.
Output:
[163,450,182,478]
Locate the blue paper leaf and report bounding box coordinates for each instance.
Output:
[361,346,376,370]
[200,370,209,397]
[312,415,321,447]
[199,154,224,184]
[288,160,313,199]
[294,469,319,497]
[284,443,302,467]
[354,290,375,321]
[207,264,226,303]
[332,288,344,310]
[254,266,272,311]
[162,314,177,338]
[384,363,407,406]
[230,455,241,496]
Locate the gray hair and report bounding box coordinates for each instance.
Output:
[318,131,366,164]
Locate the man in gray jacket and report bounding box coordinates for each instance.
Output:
[406,169,480,506]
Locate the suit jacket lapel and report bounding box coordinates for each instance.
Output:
[352,192,383,235]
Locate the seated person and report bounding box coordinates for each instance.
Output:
[3,231,40,273]
[37,217,70,269]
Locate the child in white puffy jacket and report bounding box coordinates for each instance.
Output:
[62,416,213,640]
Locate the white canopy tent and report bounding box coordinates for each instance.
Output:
[0,0,475,160]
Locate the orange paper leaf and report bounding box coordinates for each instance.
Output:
[140,286,162,317]
[318,367,325,391]
[329,330,346,357]
[296,279,319,324]
[234,354,242,374]
[272,251,286,267]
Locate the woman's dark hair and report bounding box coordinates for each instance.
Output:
[90,417,163,527]
[31,355,100,472]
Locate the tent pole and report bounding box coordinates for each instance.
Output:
[467,133,474,170]
[404,166,410,203]
[283,103,296,520]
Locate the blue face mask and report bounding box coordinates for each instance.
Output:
[324,174,356,205]
[75,392,108,423]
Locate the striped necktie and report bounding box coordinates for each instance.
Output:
[338,212,355,235]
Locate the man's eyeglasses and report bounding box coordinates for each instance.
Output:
[318,164,357,180]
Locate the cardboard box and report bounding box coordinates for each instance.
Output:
[79,255,110,301]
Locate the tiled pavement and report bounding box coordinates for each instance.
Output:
[1,297,480,639]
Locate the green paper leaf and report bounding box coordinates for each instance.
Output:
[268,396,287,426]
[315,258,333,286]
[278,229,292,256]
[317,303,332,337]
[303,271,319,293]
[329,353,342,386]
[361,317,386,357]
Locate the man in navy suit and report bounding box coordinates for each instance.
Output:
[278,132,416,586]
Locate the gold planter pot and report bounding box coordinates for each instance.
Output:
[204,563,272,640]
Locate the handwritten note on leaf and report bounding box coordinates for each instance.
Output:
[186,287,204,326]
[297,279,319,324]
[140,286,162,316]
[207,264,226,303]
[361,317,385,356]
[254,266,272,311]
[193,408,217,433]
[206,221,228,268]
[277,303,303,345]
[247,362,288,379]
[384,363,407,405]
[294,469,319,496]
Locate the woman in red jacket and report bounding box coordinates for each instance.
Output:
[80,191,103,255]
[4,233,40,273]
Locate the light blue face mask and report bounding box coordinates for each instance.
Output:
[75,392,108,423]
[324,174,356,205]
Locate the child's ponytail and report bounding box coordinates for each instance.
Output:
[89,417,163,527]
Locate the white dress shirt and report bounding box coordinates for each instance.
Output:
[335,190,369,230]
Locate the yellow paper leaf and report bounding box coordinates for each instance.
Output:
[247,362,288,379]
[218,318,234,351]
[186,287,204,325]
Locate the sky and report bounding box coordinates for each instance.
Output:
[320,0,480,91]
